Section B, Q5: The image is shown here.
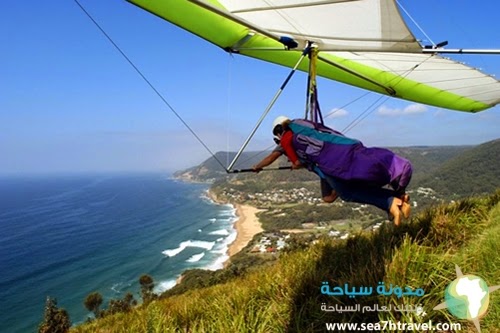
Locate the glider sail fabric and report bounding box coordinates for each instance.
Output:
[127,0,500,112]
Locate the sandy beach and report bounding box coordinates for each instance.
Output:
[227,204,264,257]
[175,202,263,285]
[206,190,264,260]
[173,190,264,285]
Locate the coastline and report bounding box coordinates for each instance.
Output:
[227,203,264,257]
[171,184,264,287]
[206,189,263,260]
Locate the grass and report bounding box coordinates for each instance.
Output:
[71,191,500,333]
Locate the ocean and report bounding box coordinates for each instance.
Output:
[0,173,237,333]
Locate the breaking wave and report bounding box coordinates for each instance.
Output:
[186,252,205,263]
[162,240,215,257]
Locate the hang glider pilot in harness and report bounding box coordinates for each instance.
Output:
[252,48,412,226]
[255,114,412,226]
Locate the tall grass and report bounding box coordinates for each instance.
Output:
[71,191,500,333]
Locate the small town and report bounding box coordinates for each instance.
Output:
[214,185,446,257]
[219,186,325,205]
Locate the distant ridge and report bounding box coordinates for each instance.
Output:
[417,139,500,198]
[173,151,268,182]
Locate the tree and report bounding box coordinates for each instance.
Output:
[84,291,103,319]
[139,274,156,304]
[106,292,137,315]
[38,296,71,333]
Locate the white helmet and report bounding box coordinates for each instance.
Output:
[272,115,289,135]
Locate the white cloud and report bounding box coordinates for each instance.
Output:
[403,104,428,114]
[377,103,428,116]
[377,105,400,116]
[326,108,349,118]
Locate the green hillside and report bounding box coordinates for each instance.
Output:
[417,139,500,198]
[69,191,500,333]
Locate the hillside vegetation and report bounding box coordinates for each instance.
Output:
[418,139,500,198]
[71,191,500,333]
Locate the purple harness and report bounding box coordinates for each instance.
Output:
[289,119,412,192]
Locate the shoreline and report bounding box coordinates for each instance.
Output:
[205,189,264,261]
[172,186,264,288]
[227,203,264,258]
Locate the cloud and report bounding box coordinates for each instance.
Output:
[325,108,349,118]
[404,104,428,114]
[377,105,400,116]
[377,103,428,116]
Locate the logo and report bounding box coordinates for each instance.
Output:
[434,265,499,332]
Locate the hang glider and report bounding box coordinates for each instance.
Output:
[127,0,500,112]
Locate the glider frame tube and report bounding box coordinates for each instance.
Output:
[226,46,311,172]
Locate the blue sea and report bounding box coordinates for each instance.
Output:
[0,173,237,333]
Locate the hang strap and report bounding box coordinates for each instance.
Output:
[305,45,324,126]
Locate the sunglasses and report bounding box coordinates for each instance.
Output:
[273,124,283,136]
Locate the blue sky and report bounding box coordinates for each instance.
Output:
[1,0,499,174]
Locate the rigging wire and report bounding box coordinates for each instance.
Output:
[226,52,234,168]
[339,53,434,133]
[324,91,372,124]
[73,0,229,171]
[342,95,389,133]
[395,0,434,46]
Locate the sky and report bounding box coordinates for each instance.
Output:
[1,0,499,175]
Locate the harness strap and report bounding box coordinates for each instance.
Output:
[305,45,324,127]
